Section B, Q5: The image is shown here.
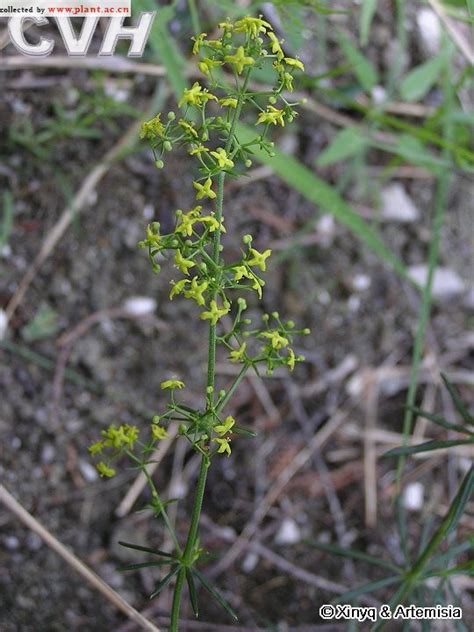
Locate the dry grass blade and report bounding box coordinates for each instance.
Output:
[0,484,161,632]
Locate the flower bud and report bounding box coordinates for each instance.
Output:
[167,111,176,121]
[219,390,226,398]
[243,234,252,244]
[155,159,164,169]
[269,96,277,105]
[206,386,214,394]
[245,159,252,168]
[163,141,172,151]
[303,328,311,335]
[286,320,295,329]
[237,298,247,309]
[201,131,209,141]
[152,415,161,424]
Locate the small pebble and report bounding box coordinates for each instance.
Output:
[275,518,301,545]
[403,482,424,511]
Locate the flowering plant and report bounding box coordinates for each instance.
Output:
[89,16,308,630]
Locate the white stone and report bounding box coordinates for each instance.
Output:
[372,85,387,105]
[79,459,98,483]
[242,551,259,573]
[381,184,420,223]
[408,266,465,299]
[416,8,441,56]
[274,518,301,545]
[122,296,157,317]
[403,482,424,511]
[352,274,371,292]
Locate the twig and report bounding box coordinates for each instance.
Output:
[0,55,168,76]
[0,484,161,632]
[428,0,474,65]
[208,411,347,577]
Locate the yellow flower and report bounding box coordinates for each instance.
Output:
[174,250,195,275]
[151,423,169,440]
[88,441,104,456]
[140,113,165,140]
[184,277,208,306]
[96,462,116,478]
[213,437,231,456]
[234,16,272,38]
[169,278,190,300]
[284,56,305,71]
[268,32,284,61]
[200,299,230,325]
[287,348,296,371]
[261,330,289,350]
[179,82,217,108]
[214,415,235,435]
[101,424,139,450]
[199,58,222,76]
[257,106,286,127]
[175,206,202,237]
[201,214,226,233]
[189,144,209,156]
[247,247,271,271]
[210,148,235,170]
[192,32,207,55]
[229,342,247,363]
[178,119,198,138]
[194,177,216,200]
[160,379,185,390]
[224,46,255,75]
[232,265,264,299]
[219,97,238,109]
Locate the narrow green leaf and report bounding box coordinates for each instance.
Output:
[307,539,400,572]
[233,426,258,437]
[236,123,412,285]
[186,569,199,617]
[334,575,402,603]
[408,406,474,435]
[118,560,173,572]
[391,134,445,170]
[337,30,379,92]
[1,192,14,248]
[425,561,474,579]
[441,373,474,424]
[118,541,174,558]
[429,538,473,569]
[193,568,238,621]
[149,565,180,599]
[360,0,377,46]
[383,438,472,458]
[400,55,443,102]
[316,126,368,166]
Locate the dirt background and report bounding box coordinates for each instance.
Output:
[0,1,473,631]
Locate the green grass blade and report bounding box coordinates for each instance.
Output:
[118,560,173,571]
[316,126,368,166]
[407,406,473,435]
[337,29,379,92]
[400,55,444,102]
[1,191,13,249]
[384,438,472,458]
[193,568,238,621]
[306,540,400,572]
[360,0,377,46]
[441,373,474,424]
[236,123,412,285]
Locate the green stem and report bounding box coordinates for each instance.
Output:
[168,71,251,631]
[170,568,186,632]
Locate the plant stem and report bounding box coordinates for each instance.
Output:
[168,72,251,631]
